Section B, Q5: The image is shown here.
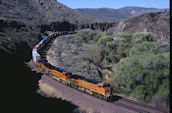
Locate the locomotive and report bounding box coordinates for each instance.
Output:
[32,31,113,101]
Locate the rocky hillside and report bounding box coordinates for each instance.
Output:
[112,10,170,46]
[77,6,166,21]
[0,0,111,53]
[0,0,104,25]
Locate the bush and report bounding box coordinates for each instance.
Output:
[97,37,127,64]
[131,85,146,101]
[106,39,129,63]
[157,79,169,97]
[129,42,167,56]
[83,45,105,66]
[132,32,157,44]
[74,29,97,43]
[73,29,105,43]
[119,33,132,42]
[113,52,169,104]
[93,31,105,42]
[151,94,169,110]
[105,28,114,36]
[79,31,169,109]
[97,35,113,46]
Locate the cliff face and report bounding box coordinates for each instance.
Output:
[112,10,170,45]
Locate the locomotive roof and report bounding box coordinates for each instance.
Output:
[38,60,101,84]
[49,65,66,73]
[38,60,66,73]
[38,60,52,68]
[71,75,101,84]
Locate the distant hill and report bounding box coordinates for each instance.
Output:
[112,10,169,47]
[0,0,104,25]
[77,6,166,21]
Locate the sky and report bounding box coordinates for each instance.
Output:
[57,0,169,9]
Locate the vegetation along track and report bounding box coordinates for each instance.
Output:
[35,32,168,113]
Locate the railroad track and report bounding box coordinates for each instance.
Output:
[121,97,167,113]
[112,101,150,113]
[110,95,168,113]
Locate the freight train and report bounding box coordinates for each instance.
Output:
[32,31,113,101]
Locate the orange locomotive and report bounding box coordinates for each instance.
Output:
[36,59,112,101]
[34,31,112,101]
[70,75,112,100]
[37,60,70,81]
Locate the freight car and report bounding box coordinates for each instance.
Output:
[32,31,113,101]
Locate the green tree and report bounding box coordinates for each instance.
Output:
[132,32,157,44]
[131,85,146,101]
[129,42,167,56]
[74,29,97,43]
[112,52,169,103]
[97,35,113,46]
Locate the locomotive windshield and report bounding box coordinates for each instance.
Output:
[103,83,110,89]
[65,72,72,77]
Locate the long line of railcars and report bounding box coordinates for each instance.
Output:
[32,31,113,101]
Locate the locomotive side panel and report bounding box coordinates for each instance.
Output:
[49,69,68,81]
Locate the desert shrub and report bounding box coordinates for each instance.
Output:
[83,45,105,66]
[119,33,132,42]
[74,29,97,43]
[132,32,157,44]
[106,38,124,49]
[153,78,169,109]
[79,31,169,109]
[73,29,105,43]
[92,33,159,65]
[152,78,169,109]
[105,38,130,63]
[83,32,167,70]
[105,28,114,36]
[129,42,167,56]
[131,85,147,101]
[93,31,105,42]
[97,35,113,46]
[78,31,170,108]
[157,79,169,97]
[112,52,169,104]
[96,38,127,64]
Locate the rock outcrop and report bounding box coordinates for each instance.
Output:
[112,10,170,46]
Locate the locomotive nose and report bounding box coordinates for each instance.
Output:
[105,88,111,94]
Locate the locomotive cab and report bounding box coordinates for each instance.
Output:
[98,82,110,88]
[65,72,72,78]
[98,83,112,96]
[98,83,104,87]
